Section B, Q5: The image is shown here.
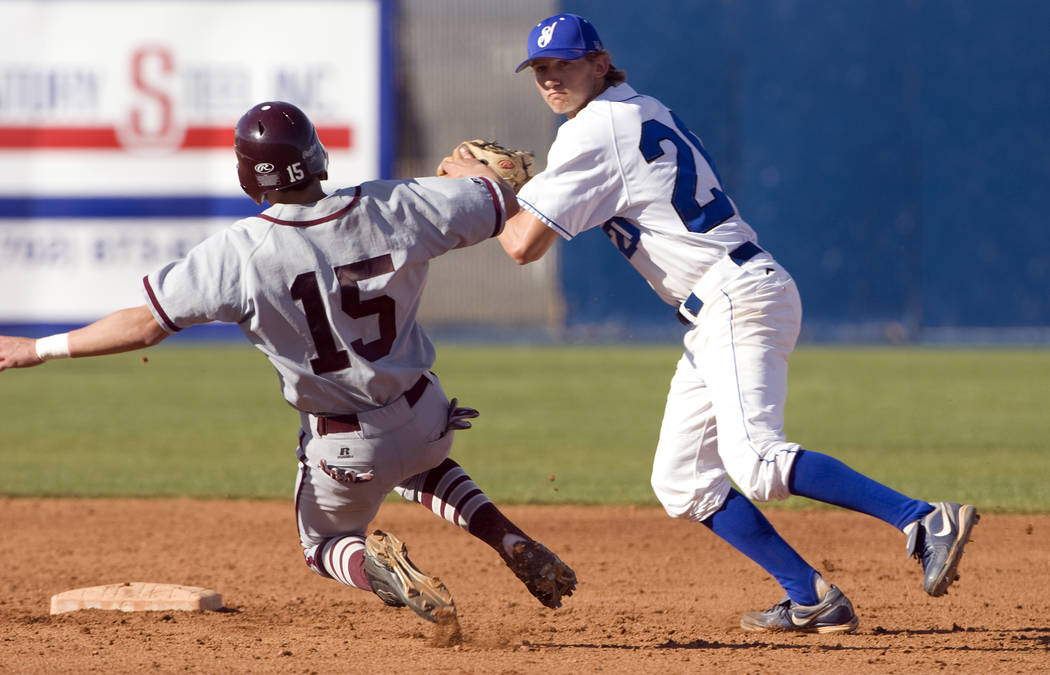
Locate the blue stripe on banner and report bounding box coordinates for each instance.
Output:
[0,196,262,220]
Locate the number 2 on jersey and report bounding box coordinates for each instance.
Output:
[602,114,736,260]
[639,112,734,233]
[290,253,396,375]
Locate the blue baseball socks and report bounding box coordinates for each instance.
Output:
[788,449,934,530]
[702,489,823,604]
[702,450,934,605]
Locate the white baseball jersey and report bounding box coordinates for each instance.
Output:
[142,176,507,415]
[519,82,804,522]
[517,83,759,308]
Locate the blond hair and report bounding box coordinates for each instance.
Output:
[585,51,627,86]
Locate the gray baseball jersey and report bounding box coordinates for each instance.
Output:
[142,176,507,414]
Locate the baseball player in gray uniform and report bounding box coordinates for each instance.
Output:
[0,101,576,625]
[440,13,978,633]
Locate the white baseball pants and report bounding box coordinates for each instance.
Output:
[651,255,804,522]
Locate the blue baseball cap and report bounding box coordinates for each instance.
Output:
[514,14,604,73]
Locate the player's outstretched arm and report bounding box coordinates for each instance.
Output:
[69,305,170,356]
[0,305,170,372]
[498,210,559,265]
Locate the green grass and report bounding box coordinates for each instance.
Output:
[1,344,1047,511]
[0,346,299,498]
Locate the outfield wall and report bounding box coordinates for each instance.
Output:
[555,0,1050,342]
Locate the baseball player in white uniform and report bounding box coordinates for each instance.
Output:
[440,13,978,633]
[0,101,576,625]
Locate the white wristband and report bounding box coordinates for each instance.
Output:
[35,333,71,361]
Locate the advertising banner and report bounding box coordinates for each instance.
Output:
[0,0,387,324]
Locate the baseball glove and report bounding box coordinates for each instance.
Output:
[439,139,534,192]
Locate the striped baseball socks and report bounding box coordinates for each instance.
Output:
[395,458,529,557]
[310,535,373,591]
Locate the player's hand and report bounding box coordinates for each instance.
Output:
[445,397,480,432]
[0,336,44,372]
[436,146,497,181]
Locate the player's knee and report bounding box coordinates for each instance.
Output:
[724,441,800,503]
[651,472,733,522]
[732,480,781,503]
[650,453,695,518]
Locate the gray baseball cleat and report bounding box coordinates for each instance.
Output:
[363,530,455,623]
[501,539,577,609]
[741,575,859,634]
[904,502,980,596]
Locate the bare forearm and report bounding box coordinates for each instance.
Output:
[497,227,532,263]
[0,305,168,371]
[498,211,559,264]
[69,306,169,356]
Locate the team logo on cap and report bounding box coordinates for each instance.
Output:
[538,22,557,47]
[254,162,275,173]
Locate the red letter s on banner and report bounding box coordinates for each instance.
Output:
[126,46,177,148]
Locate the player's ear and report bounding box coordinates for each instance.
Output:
[590,52,610,78]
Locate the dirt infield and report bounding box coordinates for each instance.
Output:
[1,498,1047,674]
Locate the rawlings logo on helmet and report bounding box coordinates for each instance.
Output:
[235,101,330,205]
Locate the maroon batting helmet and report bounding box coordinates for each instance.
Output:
[234,101,329,204]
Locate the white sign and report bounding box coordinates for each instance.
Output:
[0,0,387,323]
[2,220,223,320]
